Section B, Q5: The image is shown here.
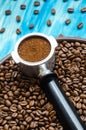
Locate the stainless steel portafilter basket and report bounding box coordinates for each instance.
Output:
[11,33,57,77]
[11,33,86,130]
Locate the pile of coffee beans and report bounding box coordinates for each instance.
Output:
[54,40,86,126]
[0,58,63,129]
[0,39,86,129]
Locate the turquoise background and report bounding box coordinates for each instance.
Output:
[0,0,86,60]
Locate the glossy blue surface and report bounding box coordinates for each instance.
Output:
[0,0,86,60]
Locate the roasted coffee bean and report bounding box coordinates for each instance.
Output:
[48,126,55,130]
[0,28,5,33]
[67,8,74,13]
[20,4,26,10]
[34,1,40,6]
[17,104,22,111]
[5,116,12,120]
[19,100,28,106]
[51,8,56,15]
[12,112,18,118]
[5,100,11,107]
[77,22,83,29]
[25,116,32,123]
[16,28,21,34]
[17,114,23,120]
[25,91,30,97]
[2,106,9,111]
[47,20,52,26]
[8,91,13,97]
[16,15,21,22]
[20,125,25,130]
[8,121,17,126]
[10,104,17,112]
[30,121,38,128]
[81,7,86,13]
[76,103,81,109]
[4,124,9,130]
[2,120,7,125]
[34,10,39,14]
[11,126,17,130]
[29,24,34,29]
[65,19,71,25]
[5,10,11,15]
[29,100,35,107]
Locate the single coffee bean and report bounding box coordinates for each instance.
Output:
[7,91,13,97]
[25,116,32,123]
[30,121,38,128]
[67,8,74,13]
[47,20,52,26]
[16,15,21,22]
[0,27,5,33]
[66,92,70,97]
[48,126,55,130]
[65,19,71,25]
[29,100,35,107]
[34,10,39,14]
[17,104,22,111]
[16,28,21,34]
[8,121,17,126]
[5,10,11,15]
[20,125,25,130]
[20,4,26,10]
[76,103,82,109]
[19,100,28,106]
[2,107,9,111]
[17,114,23,119]
[34,1,40,6]
[81,7,86,13]
[0,126,4,130]
[4,124,9,130]
[51,8,56,15]
[29,24,34,29]
[80,94,86,98]
[11,126,17,130]
[42,110,49,116]
[25,91,30,97]
[2,120,7,125]
[40,99,45,105]
[13,99,18,104]
[4,94,8,99]
[0,119,3,124]
[5,116,12,120]
[77,22,83,29]
[5,100,11,107]
[0,77,5,81]
[12,112,18,118]
[22,121,27,126]
[10,104,17,112]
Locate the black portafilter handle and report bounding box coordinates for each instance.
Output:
[40,73,86,130]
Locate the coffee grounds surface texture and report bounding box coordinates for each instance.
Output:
[18,36,51,62]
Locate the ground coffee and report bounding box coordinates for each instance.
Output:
[18,36,51,62]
